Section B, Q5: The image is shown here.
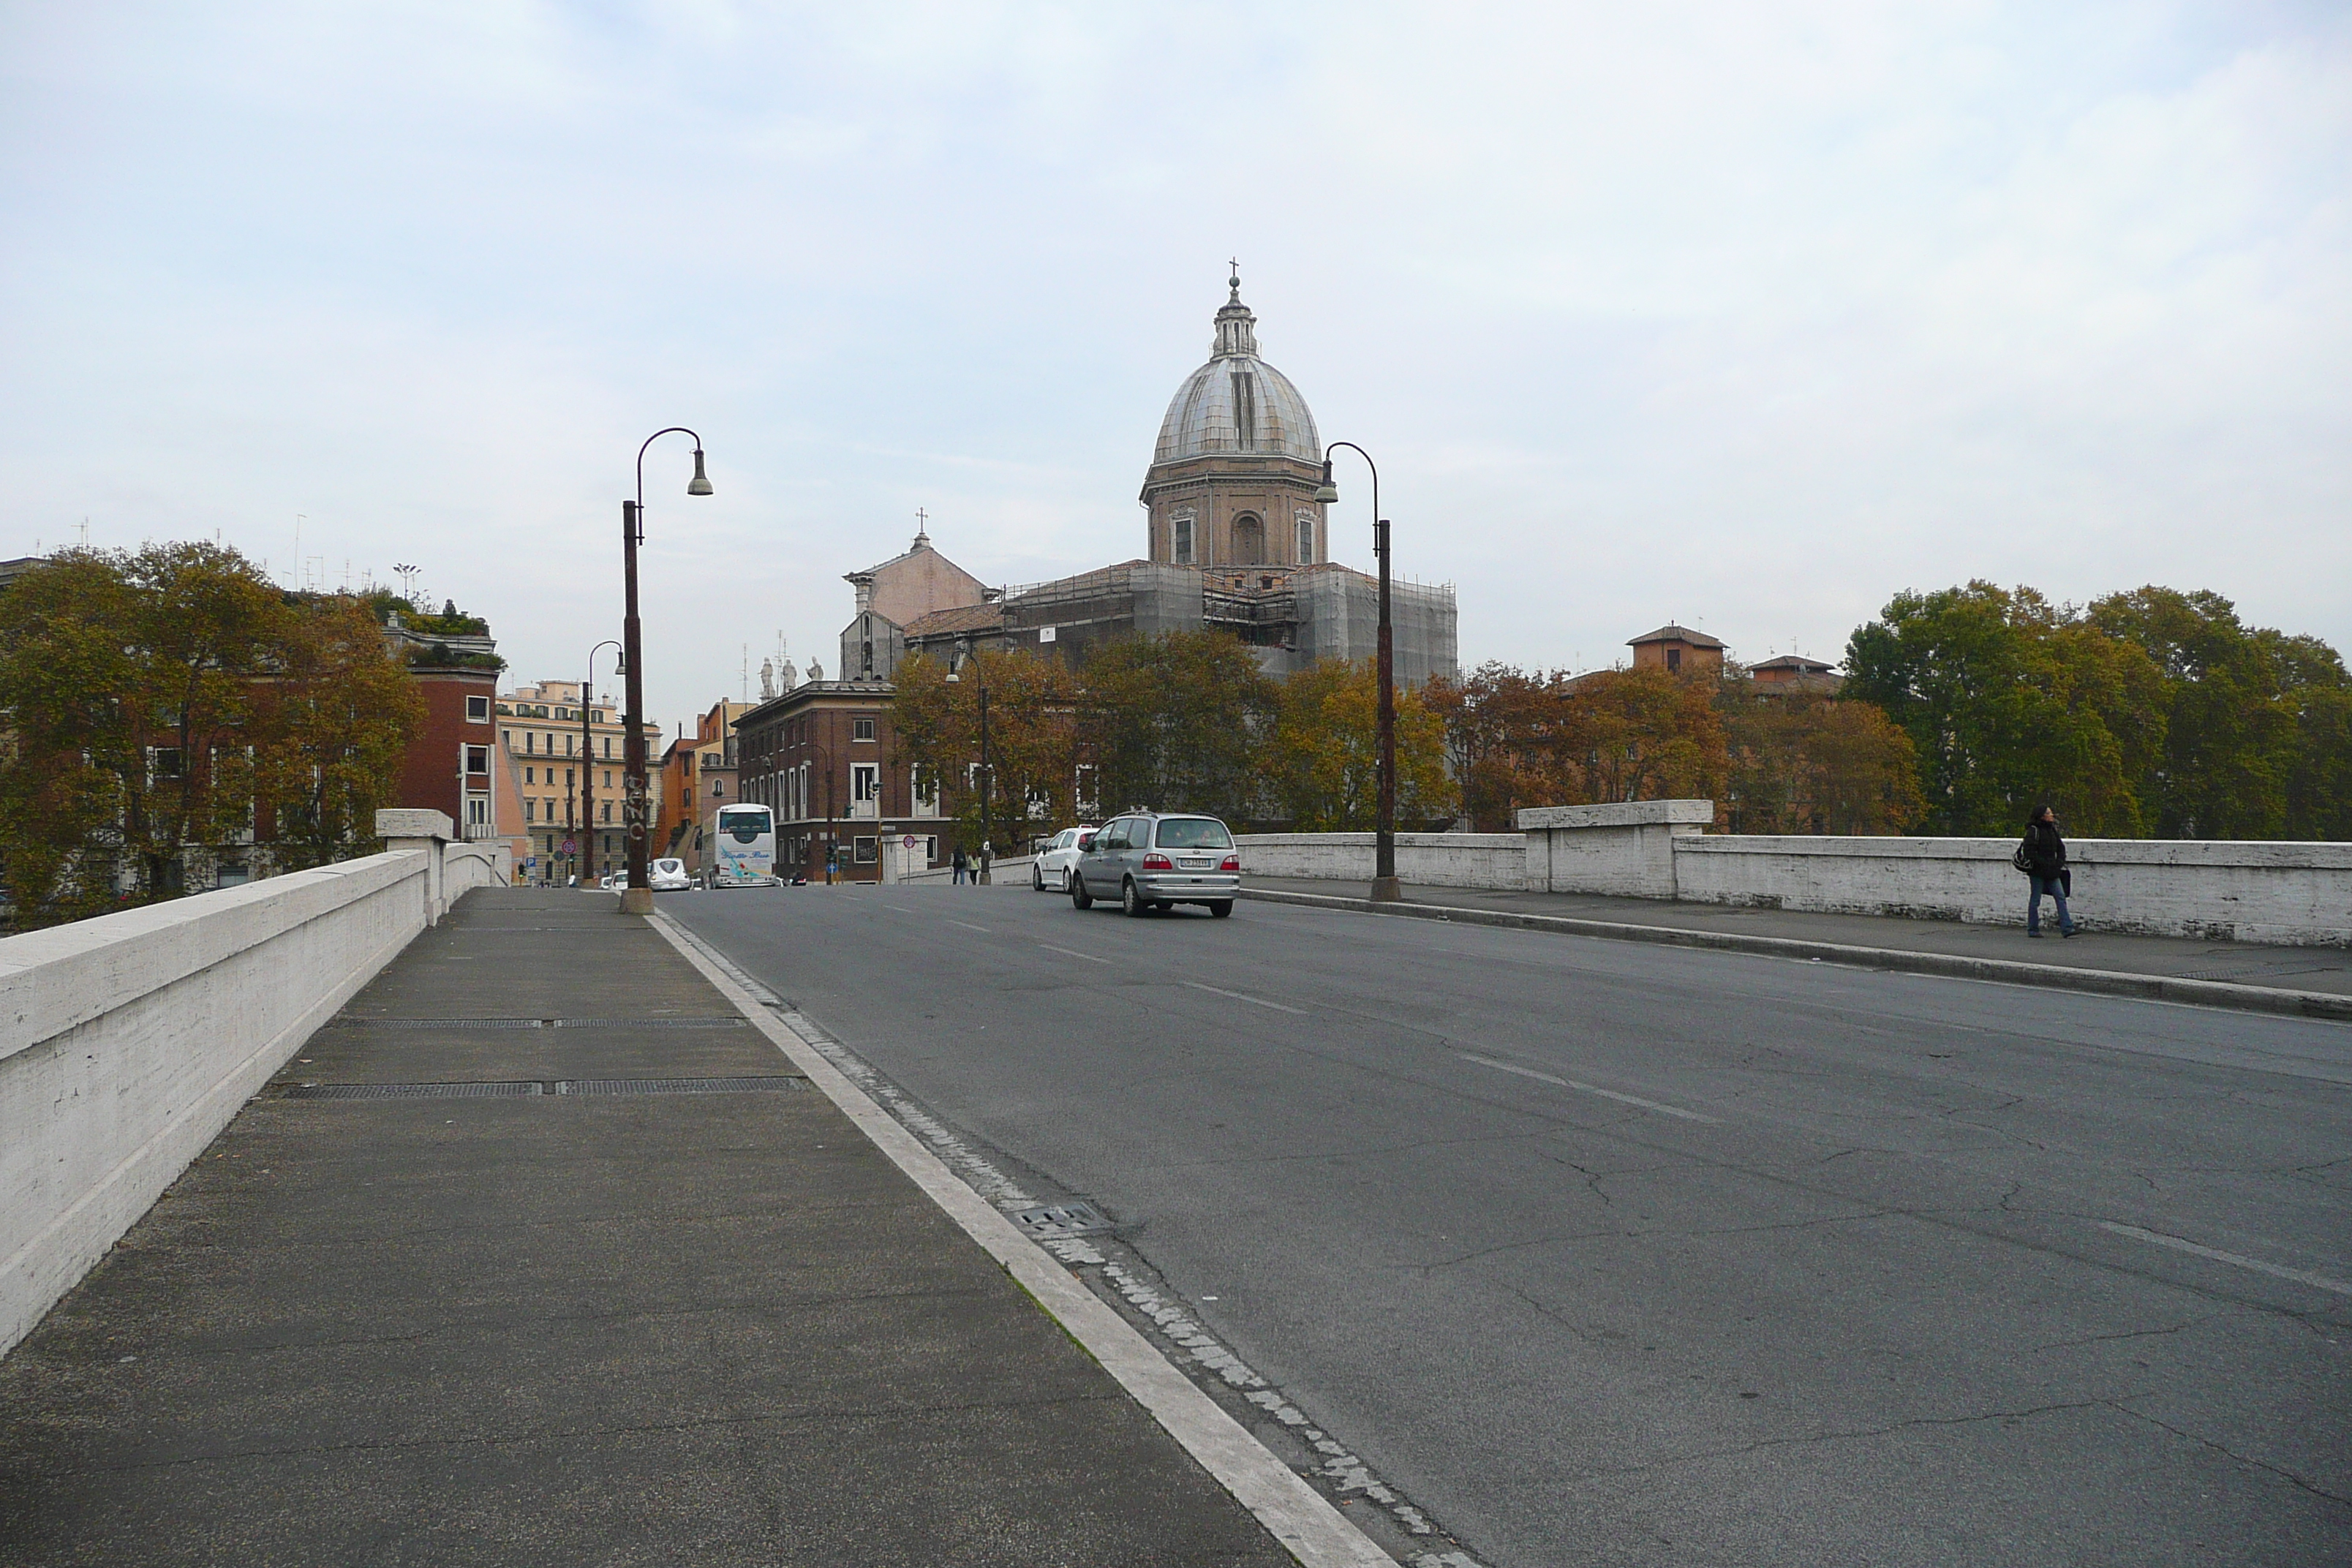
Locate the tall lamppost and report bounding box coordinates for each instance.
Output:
[581,638,622,886]
[619,429,713,914]
[1313,442,1400,902]
[944,660,994,884]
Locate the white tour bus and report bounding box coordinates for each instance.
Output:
[706,802,779,889]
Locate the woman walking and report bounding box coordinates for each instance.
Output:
[2019,805,2078,938]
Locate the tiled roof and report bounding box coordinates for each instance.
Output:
[902,602,1006,638]
[1627,622,1727,649]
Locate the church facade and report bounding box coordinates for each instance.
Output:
[838,274,1458,685]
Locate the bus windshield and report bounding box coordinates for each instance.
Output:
[718,807,771,844]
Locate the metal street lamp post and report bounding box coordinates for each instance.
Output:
[581,639,622,886]
[619,429,713,915]
[946,663,994,885]
[1313,442,1400,902]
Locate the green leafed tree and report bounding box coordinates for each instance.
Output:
[1844,582,2167,837]
[891,648,1083,854]
[1077,630,1274,823]
[0,545,425,928]
[2086,587,2352,840]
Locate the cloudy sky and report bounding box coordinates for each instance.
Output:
[4,2,2346,732]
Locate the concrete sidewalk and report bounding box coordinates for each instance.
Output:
[0,889,1300,1567]
[1243,875,2352,1017]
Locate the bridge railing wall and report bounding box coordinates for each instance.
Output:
[0,812,504,1355]
[1238,803,2352,947]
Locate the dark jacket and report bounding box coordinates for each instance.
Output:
[2021,821,2066,878]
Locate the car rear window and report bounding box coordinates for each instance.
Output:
[1153,818,1232,850]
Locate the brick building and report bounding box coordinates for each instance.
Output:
[1627,623,1727,676]
[734,680,956,883]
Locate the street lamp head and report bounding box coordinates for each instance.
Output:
[1312,458,1340,505]
[687,448,714,497]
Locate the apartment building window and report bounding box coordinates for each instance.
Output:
[565,734,575,756]
[525,732,535,754]
[853,717,877,742]
[467,695,491,722]
[601,802,611,822]
[603,736,611,758]
[911,768,938,815]
[526,799,537,822]
[851,762,880,814]
[464,746,489,777]
[503,729,513,747]
[853,835,878,864]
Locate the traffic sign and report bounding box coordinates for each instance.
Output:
[561,837,576,854]
[902,835,916,849]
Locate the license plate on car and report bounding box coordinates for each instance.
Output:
[1180,856,1212,870]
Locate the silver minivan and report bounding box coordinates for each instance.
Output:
[1070,813,1240,917]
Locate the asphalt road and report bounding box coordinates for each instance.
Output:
[672,880,2352,1567]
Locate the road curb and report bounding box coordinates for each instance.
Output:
[1237,888,2352,1024]
[647,913,1399,1568]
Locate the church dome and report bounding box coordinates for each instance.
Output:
[1151,276,1322,464]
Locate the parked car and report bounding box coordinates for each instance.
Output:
[1031,825,1098,892]
[649,858,693,892]
[1069,812,1239,917]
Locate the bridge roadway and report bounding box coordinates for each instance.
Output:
[674,879,2352,1567]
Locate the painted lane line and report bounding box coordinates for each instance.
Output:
[1038,943,1112,965]
[1458,1052,1722,1124]
[648,913,1395,1568]
[1186,981,1308,1015]
[947,919,992,934]
[2100,1221,2352,1297]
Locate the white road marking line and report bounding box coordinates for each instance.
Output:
[1038,943,1112,965]
[1186,981,1307,1015]
[1458,1052,1722,1124]
[649,913,1396,1567]
[947,920,992,934]
[2099,1221,2352,1297]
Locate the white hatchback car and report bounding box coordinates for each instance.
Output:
[649,857,693,892]
[1031,825,1098,892]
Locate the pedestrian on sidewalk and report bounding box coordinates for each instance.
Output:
[2016,804,2078,938]
[951,845,969,886]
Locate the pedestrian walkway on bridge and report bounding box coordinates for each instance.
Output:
[1242,875,2352,1009]
[0,889,1296,1566]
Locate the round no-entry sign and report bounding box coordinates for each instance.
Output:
[902,835,917,848]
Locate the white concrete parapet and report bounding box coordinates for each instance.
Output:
[0,817,510,1356]
[1518,799,1713,900]
[1237,832,1531,890]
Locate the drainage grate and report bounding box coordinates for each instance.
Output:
[549,1019,749,1030]
[333,1018,546,1029]
[556,1077,805,1096]
[286,1081,544,1099]
[329,1017,749,1030]
[1012,1201,1112,1240]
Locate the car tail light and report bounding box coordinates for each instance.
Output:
[1142,852,1173,870]
[1220,853,1240,871]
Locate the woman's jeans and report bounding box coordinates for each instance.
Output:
[2027,873,2074,935]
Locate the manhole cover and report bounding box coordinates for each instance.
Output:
[1013,1202,1112,1239]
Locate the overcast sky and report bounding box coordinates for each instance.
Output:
[4,2,2346,733]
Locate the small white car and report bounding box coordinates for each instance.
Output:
[1031,825,1098,892]
[649,858,693,892]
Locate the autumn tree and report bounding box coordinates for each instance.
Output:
[258,595,428,870]
[891,647,1083,854]
[1714,683,1925,834]
[1262,659,1455,831]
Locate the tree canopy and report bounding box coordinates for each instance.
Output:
[0,545,424,927]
